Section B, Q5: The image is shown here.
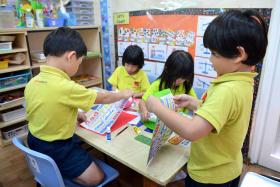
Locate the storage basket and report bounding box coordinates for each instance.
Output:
[0,72,30,89]
[2,123,28,140]
[0,60,8,69]
[0,42,12,51]
[0,107,25,122]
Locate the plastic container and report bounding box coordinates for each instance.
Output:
[0,107,25,122]
[75,14,93,20]
[0,60,8,69]
[44,17,64,27]
[71,1,93,8]
[2,123,28,140]
[77,19,94,26]
[0,42,12,51]
[0,90,24,109]
[66,7,93,14]
[0,72,30,89]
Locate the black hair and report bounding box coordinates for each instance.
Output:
[203,10,268,66]
[122,45,144,69]
[158,50,194,94]
[43,27,87,58]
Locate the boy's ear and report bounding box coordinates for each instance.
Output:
[66,51,77,61]
[235,46,248,64]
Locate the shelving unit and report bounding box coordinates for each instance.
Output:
[0,26,104,146]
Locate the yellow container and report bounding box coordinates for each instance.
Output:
[0,60,8,69]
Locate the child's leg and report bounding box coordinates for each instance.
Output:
[74,162,104,186]
[185,174,240,187]
[27,133,104,186]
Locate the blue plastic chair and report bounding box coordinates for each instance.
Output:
[240,172,280,187]
[12,136,119,187]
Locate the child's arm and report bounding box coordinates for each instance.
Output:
[174,94,201,111]
[95,90,133,104]
[139,99,149,121]
[77,111,87,124]
[133,92,144,98]
[146,96,213,141]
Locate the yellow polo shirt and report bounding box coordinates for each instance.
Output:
[142,79,197,113]
[188,72,257,184]
[108,66,150,93]
[25,65,96,141]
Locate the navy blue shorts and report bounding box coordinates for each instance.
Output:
[27,132,92,179]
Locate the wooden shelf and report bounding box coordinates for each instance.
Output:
[0,27,103,146]
[0,26,100,33]
[1,132,28,146]
[0,48,28,55]
[0,116,26,128]
[78,78,102,88]
[0,64,30,74]
[0,84,27,93]
[0,98,25,111]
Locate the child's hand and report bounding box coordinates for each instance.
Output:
[120,89,133,99]
[132,92,144,98]
[77,112,87,124]
[173,94,200,110]
[140,110,149,121]
[145,96,161,113]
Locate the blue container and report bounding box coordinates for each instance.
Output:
[44,17,64,27]
[0,72,30,89]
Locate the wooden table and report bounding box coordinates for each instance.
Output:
[75,124,190,186]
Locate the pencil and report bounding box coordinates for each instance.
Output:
[115,126,129,137]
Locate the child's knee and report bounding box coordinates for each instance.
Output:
[76,163,104,186]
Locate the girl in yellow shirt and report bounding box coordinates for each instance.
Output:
[140,50,196,120]
[108,45,150,98]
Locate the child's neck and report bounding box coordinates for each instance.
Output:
[46,56,66,72]
[235,63,253,72]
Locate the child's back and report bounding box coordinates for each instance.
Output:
[25,27,132,186]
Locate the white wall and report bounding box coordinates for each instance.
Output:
[110,0,274,13]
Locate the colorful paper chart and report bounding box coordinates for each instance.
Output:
[80,99,130,135]
[147,89,175,164]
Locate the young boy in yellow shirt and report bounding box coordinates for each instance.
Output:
[25,27,133,186]
[108,45,150,98]
[145,10,268,187]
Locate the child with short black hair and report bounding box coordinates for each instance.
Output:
[145,10,268,187]
[139,50,197,121]
[25,27,133,186]
[108,45,150,98]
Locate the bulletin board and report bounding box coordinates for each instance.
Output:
[115,8,271,93]
[114,8,272,159]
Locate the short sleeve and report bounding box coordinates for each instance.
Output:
[108,67,120,88]
[140,71,150,92]
[67,83,97,112]
[142,80,159,101]
[195,85,234,134]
